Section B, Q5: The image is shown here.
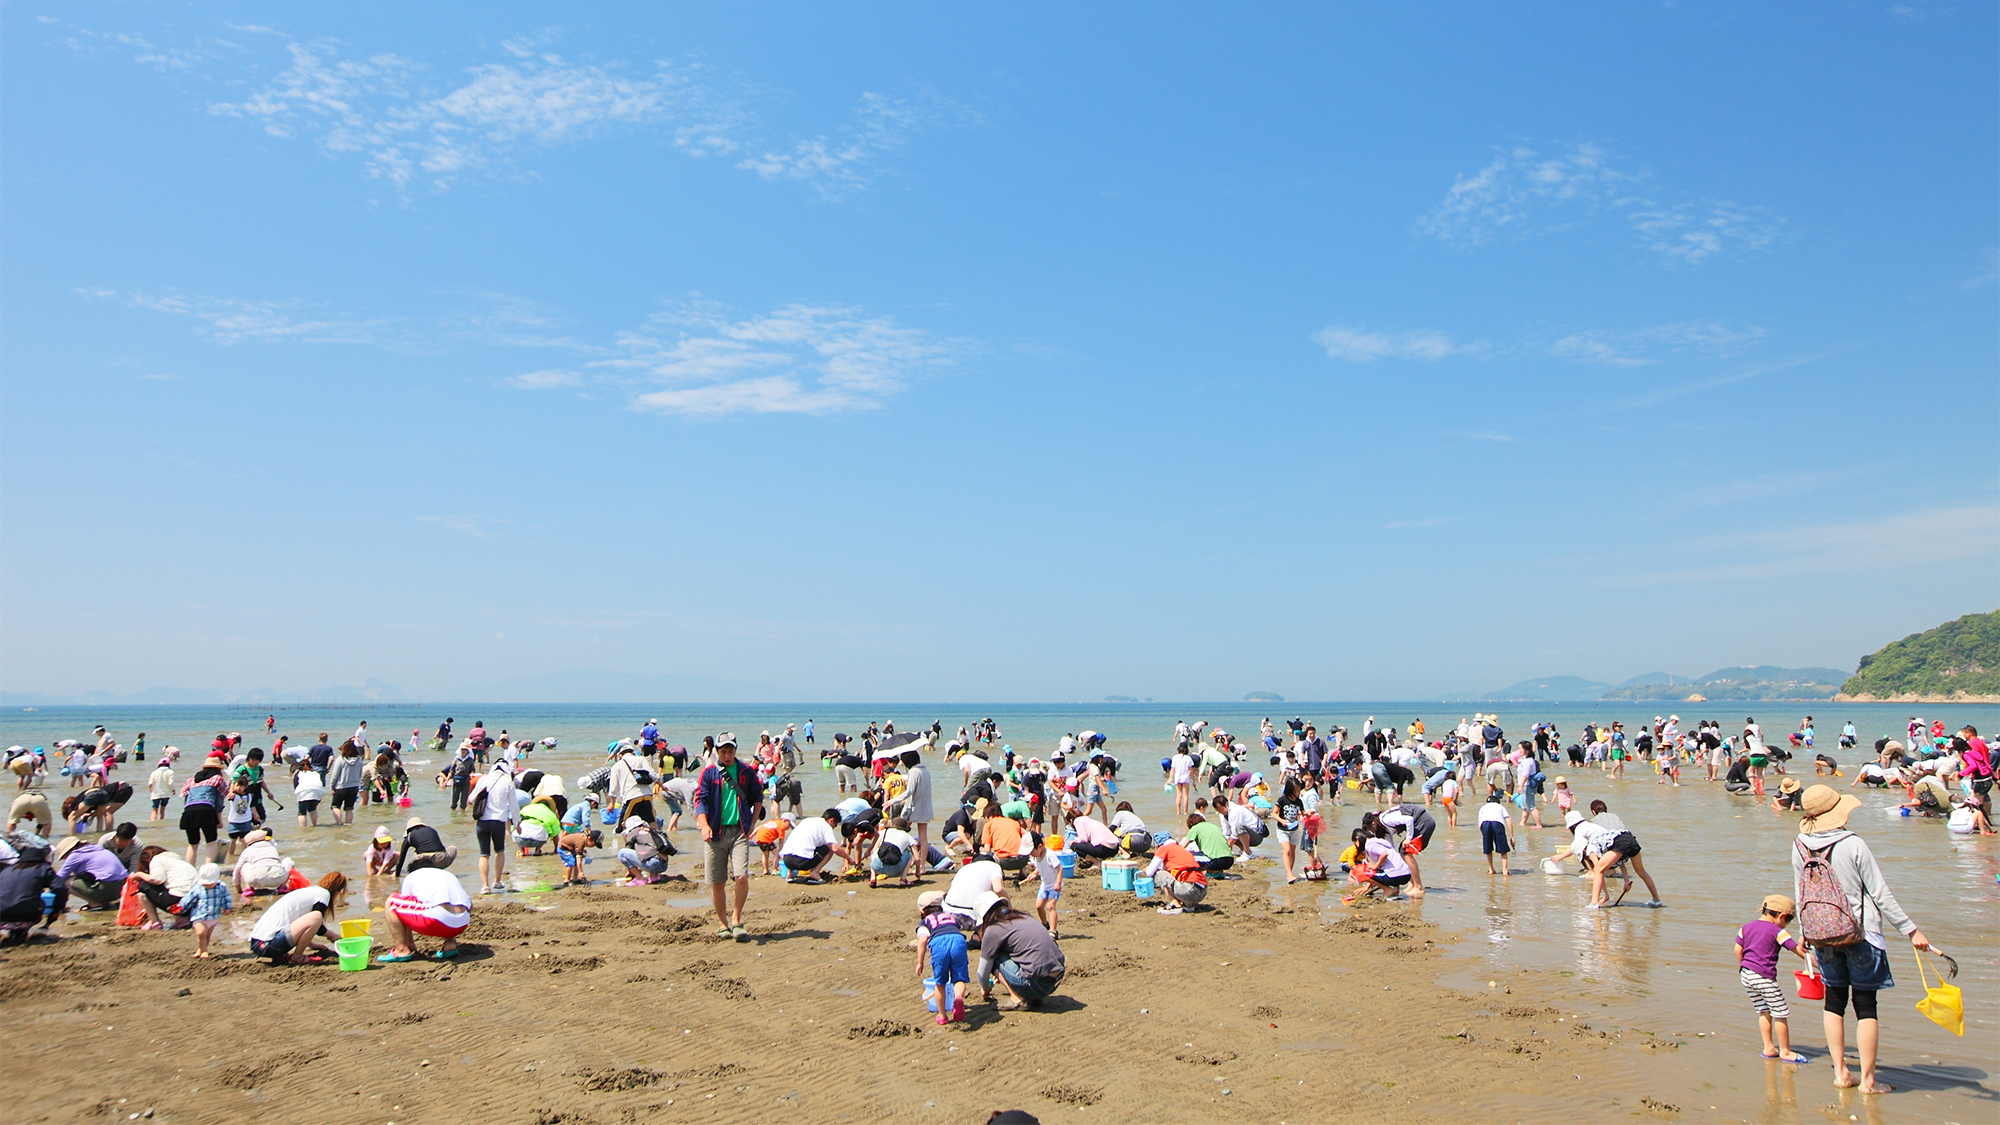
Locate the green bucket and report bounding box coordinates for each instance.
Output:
[335,936,372,971]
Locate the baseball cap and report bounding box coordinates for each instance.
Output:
[373,826,393,842]
[716,733,738,748]
[1762,894,1796,916]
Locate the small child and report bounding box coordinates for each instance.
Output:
[147,760,176,822]
[556,827,601,885]
[364,827,397,875]
[913,893,969,1026]
[1735,893,1810,1063]
[752,816,788,876]
[1477,788,1513,876]
[1027,834,1063,937]
[1551,777,1576,815]
[1439,775,1460,828]
[178,862,232,959]
[224,781,256,855]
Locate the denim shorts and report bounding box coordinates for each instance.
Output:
[1815,940,1895,991]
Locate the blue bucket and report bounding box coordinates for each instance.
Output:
[1058,852,1076,878]
[602,808,620,826]
[1133,874,1155,899]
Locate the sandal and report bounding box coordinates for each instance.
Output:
[730,924,751,942]
[376,951,416,963]
[431,948,459,961]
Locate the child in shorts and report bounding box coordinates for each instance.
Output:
[224,780,256,854]
[1477,788,1513,876]
[1551,777,1575,815]
[1027,833,1063,937]
[913,894,969,1026]
[752,816,787,876]
[1734,893,1810,1063]
[177,863,232,959]
[556,827,601,886]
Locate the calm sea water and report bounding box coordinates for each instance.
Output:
[7,700,1994,1118]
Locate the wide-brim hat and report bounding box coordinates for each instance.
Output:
[1798,784,1859,832]
[52,836,84,863]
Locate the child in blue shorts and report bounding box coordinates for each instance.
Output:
[1028,833,1064,937]
[913,894,968,1026]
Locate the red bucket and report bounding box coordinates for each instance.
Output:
[1794,969,1825,1000]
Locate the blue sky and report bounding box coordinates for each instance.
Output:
[2,3,1994,703]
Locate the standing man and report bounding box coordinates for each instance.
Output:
[803,718,814,745]
[696,734,764,942]
[435,717,454,752]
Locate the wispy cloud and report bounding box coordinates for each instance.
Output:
[502,369,583,390]
[1455,431,1515,443]
[1418,142,1785,263]
[84,283,959,417]
[205,41,739,187]
[1963,247,1999,290]
[56,19,969,197]
[737,90,977,200]
[600,300,960,416]
[417,515,509,540]
[1608,505,2000,586]
[83,287,395,345]
[1418,144,1628,244]
[1546,319,1765,367]
[1313,325,1481,363]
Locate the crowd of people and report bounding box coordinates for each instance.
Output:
[1,705,1983,1090]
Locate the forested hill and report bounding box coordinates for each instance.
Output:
[1836,611,2000,702]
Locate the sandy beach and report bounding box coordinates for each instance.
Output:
[3,863,1685,1125]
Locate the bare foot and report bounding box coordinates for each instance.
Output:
[1859,1083,1894,1095]
[1833,1073,1859,1089]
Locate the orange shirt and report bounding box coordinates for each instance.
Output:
[1156,841,1207,886]
[981,815,1024,857]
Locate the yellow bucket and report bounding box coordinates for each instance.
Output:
[340,918,372,939]
[1345,779,1361,790]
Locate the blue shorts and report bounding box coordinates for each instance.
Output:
[1479,821,1510,855]
[1037,886,1060,902]
[1815,940,1895,991]
[929,932,969,988]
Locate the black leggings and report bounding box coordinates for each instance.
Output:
[1072,842,1119,860]
[1824,985,1878,1020]
[476,819,507,857]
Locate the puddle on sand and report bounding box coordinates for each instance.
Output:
[830,988,863,997]
[667,898,708,909]
[828,909,847,917]
[1239,948,1273,956]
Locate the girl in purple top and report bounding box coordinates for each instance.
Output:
[1735,893,1811,1063]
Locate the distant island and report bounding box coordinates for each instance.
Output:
[1103,695,1153,703]
[1242,692,1285,703]
[1835,611,2000,703]
[1478,666,1844,703]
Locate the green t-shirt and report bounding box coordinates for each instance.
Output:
[1185,820,1229,860]
[718,763,741,826]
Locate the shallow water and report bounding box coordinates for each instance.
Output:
[7,699,1994,1120]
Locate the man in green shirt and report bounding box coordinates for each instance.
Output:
[696,734,764,941]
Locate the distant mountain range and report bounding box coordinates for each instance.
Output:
[1479,666,1847,703]
[1,669,784,708]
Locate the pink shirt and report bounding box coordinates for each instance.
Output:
[1070,816,1117,849]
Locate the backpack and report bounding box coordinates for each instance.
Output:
[471,787,490,820]
[1795,837,1863,947]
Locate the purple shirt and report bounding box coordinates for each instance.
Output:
[56,844,129,884]
[1736,918,1797,979]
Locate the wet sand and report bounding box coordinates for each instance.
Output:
[4,863,1691,1125]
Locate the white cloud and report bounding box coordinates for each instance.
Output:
[417,515,508,540]
[503,368,583,390]
[737,90,976,200]
[1419,142,1785,263]
[1313,325,1478,363]
[604,300,959,416]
